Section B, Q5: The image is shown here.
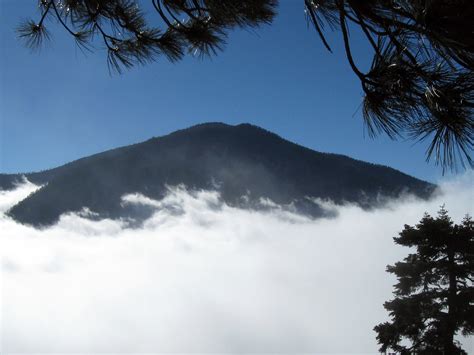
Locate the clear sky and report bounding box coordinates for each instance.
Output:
[0,1,460,182]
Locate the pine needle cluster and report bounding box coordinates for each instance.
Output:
[305,0,474,171]
[18,0,277,73]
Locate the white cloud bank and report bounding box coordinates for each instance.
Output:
[1,173,473,354]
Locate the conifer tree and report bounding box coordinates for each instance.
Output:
[374,207,474,354]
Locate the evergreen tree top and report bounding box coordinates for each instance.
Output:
[375,206,474,354]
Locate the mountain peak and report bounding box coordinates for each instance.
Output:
[2,123,435,226]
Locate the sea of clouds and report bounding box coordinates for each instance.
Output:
[1,173,473,354]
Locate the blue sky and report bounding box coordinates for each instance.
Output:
[0,1,458,182]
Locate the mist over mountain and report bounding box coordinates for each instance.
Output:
[1,123,435,226]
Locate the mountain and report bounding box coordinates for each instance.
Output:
[1,123,435,226]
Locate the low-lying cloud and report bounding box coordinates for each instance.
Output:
[1,173,473,353]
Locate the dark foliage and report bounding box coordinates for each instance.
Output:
[305,0,474,172]
[18,1,474,171]
[2,123,434,226]
[18,0,277,73]
[374,207,474,354]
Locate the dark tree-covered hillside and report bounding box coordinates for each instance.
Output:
[2,123,434,226]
